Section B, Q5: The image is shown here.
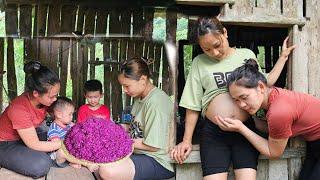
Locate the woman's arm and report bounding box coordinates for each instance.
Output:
[133,138,159,152]
[18,127,61,152]
[182,109,200,144]
[266,37,296,86]
[215,116,288,158]
[170,109,199,164]
[238,122,288,158]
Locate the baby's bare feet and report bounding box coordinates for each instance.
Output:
[69,163,81,169]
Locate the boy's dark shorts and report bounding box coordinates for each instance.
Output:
[130,154,174,180]
[200,117,259,177]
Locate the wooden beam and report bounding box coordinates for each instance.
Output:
[175,0,235,6]
[217,6,306,27]
[219,16,306,28]
[5,0,174,7]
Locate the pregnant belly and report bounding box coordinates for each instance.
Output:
[205,93,249,123]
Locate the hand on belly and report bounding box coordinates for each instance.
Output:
[205,93,250,124]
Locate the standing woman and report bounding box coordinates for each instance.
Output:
[0,61,61,178]
[98,57,175,180]
[215,59,320,180]
[170,16,295,180]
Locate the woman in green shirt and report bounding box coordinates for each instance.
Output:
[98,57,175,180]
[170,17,295,180]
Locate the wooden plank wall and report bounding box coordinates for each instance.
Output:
[3,4,170,122]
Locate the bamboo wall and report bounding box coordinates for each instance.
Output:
[2,3,177,121]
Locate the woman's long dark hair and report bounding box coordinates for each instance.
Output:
[24,61,60,94]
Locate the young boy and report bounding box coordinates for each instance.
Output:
[77,79,111,123]
[47,96,80,168]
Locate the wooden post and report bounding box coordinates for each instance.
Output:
[109,9,122,120]
[163,9,177,95]
[0,38,4,110]
[59,40,70,96]
[290,25,308,93]
[6,38,17,100]
[103,41,111,109]
[71,40,79,107]
[119,9,131,107]
[76,42,88,106]
[153,44,162,88]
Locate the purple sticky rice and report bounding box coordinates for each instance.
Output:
[64,118,133,163]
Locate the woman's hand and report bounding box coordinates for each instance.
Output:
[170,141,192,164]
[214,115,245,132]
[279,36,296,62]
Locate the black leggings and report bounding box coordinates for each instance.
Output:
[200,117,259,176]
[299,139,320,180]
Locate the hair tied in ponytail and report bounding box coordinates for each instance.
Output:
[244,58,259,72]
[33,61,41,71]
[140,57,155,65]
[24,61,42,74]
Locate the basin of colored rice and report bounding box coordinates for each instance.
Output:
[63,118,133,165]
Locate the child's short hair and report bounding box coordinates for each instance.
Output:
[84,79,103,94]
[50,96,74,112]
